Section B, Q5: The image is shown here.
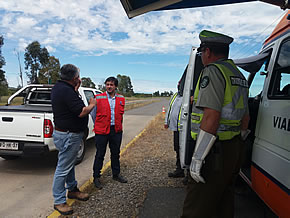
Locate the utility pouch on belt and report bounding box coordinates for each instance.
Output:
[212,141,223,172]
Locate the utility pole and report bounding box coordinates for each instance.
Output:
[15,50,23,88]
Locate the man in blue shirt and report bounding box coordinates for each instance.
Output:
[51,64,97,215]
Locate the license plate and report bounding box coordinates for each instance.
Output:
[0,142,19,150]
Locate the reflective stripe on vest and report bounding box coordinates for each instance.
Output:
[95,95,107,99]
[191,60,248,141]
[167,92,178,124]
[178,106,182,131]
[116,94,124,98]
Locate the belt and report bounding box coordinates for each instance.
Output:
[55,127,80,133]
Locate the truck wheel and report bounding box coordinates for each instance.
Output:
[0,155,19,160]
[75,138,86,165]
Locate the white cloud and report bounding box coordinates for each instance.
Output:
[45,45,56,53]
[0,0,284,58]
[18,38,29,51]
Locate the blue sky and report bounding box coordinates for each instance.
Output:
[0,1,285,94]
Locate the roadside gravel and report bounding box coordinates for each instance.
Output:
[68,113,184,218]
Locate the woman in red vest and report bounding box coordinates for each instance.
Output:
[91,77,127,189]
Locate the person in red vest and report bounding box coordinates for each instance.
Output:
[91,76,127,189]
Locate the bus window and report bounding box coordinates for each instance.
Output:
[268,38,290,99]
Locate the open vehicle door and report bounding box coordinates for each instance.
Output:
[178,48,203,168]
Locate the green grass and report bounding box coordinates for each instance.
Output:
[125,96,150,102]
[0,96,24,106]
[0,95,166,106]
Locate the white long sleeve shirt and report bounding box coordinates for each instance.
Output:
[165,93,183,131]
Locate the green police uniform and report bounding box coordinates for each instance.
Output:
[195,64,226,112]
[182,30,249,218]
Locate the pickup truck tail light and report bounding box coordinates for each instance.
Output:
[44,119,53,138]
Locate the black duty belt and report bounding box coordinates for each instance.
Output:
[55,127,81,133]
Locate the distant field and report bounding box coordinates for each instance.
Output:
[0,96,23,106]
[125,98,161,111]
[125,96,154,102]
[0,95,166,109]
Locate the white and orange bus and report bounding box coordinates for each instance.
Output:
[178,11,290,218]
[120,2,289,216]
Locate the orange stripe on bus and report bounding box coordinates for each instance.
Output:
[263,11,290,46]
[251,165,290,218]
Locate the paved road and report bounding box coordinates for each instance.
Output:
[138,184,278,218]
[0,99,168,218]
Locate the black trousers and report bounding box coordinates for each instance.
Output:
[182,135,245,218]
[93,126,122,178]
[173,131,182,170]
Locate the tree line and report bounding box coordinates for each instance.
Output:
[0,36,136,97]
[153,90,174,97]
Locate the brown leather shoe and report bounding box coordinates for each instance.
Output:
[54,203,73,215]
[67,187,89,201]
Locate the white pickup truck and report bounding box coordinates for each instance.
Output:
[0,84,100,164]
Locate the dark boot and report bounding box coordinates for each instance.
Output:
[168,169,185,178]
[113,174,128,183]
[169,148,185,178]
[182,170,189,185]
[93,177,103,189]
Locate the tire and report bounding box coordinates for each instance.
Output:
[0,155,19,160]
[75,138,86,165]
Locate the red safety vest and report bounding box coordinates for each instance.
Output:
[93,92,125,135]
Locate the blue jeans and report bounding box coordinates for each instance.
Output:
[52,130,83,205]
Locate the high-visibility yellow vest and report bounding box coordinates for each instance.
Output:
[191,59,248,141]
[167,92,178,121]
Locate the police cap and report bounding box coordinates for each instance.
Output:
[197,30,233,52]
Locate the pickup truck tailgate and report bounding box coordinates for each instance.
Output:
[0,112,45,142]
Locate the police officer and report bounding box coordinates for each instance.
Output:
[181,30,250,218]
[164,83,184,178]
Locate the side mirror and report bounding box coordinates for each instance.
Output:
[260,71,268,77]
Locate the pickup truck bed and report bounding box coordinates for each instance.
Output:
[0,105,52,113]
[0,84,101,164]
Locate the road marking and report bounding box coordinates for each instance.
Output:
[47,128,147,218]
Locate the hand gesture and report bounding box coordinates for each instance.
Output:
[89,97,97,106]
[190,96,194,105]
[75,78,81,91]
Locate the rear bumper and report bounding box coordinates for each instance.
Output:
[0,142,49,157]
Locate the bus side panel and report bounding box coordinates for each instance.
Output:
[251,165,290,218]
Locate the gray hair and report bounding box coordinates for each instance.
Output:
[60,64,79,81]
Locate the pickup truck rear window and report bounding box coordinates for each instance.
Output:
[28,91,51,104]
[84,90,95,104]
